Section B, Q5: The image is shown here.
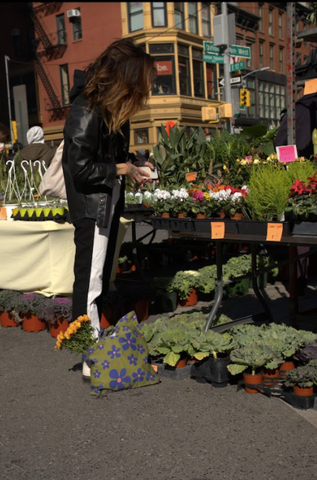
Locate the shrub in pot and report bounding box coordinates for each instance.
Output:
[0,289,22,327]
[171,270,201,304]
[283,360,317,396]
[14,293,48,332]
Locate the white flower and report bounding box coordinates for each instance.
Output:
[143,191,153,199]
[231,192,242,203]
[154,189,171,201]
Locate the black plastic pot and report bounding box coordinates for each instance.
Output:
[190,356,231,387]
[291,221,317,236]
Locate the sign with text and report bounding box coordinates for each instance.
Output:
[229,45,251,58]
[203,53,224,64]
[211,222,225,239]
[154,60,173,75]
[266,223,283,242]
[203,41,221,54]
[276,145,298,163]
[186,172,197,182]
[218,76,241,87]
[230,61,245,72]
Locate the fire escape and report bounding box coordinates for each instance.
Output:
[30,3,70,121]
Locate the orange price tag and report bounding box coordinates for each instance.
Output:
[211,222,225,239]
[186,172,197,182]
[266,223,283,242]
[151,364,158,372]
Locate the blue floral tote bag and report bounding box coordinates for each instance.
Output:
[86,311,160,396]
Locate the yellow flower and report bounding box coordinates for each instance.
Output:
[236,158,240,162]
[270,153,275,159]
[240,159,247,166]
[223,165,227,170]
[266,156,271,162]
[64,332,71,340]
[59,331,65,340]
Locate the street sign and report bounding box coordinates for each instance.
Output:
[218,76,241,87]
[203,41,221,54]
[230,61,245,72]
[229,45,251,58]
[203,53,224,64]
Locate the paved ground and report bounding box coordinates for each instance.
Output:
[1,222,317,480]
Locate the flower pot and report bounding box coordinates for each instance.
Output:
[279,361,295,379]
[196,213,207,219]
[0,206,7,220]
[176,354,188,369]
[243,372,263,394]
[209,356,231,388]
[178,288,198,307]
[230,213,244,220]
[49,317,69,338]
[22,312,46,332]
[177,213,186,218]
[101,306,113,328]
[263,367,280,386]
[133,300,149,322]
[293,386,314,397]
[161,212,170,218]
[156,291,177,313]
[218,211,226,219]
[116,265,123,274]
[0,312,18,328]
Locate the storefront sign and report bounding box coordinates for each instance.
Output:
[154,60,173,75]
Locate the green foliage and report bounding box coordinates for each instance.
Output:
[171,270,201,300]
[284,360,317,388]
[228,343,282,375]
[246,163,292,220]
[196,265,217,294]
[152,276,175,296]
[286,160,316,184]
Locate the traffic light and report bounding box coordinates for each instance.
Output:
[239,88,251,107]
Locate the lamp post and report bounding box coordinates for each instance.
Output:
[4,55,13,145]
[241,66,270,88]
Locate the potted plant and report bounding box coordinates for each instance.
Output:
[14,293,47,332]
[196,265,217,301]
[54,314,97,357]
[152,189,173,217]
[283,360,317,397]
[170,188,190,217]
[0,289,22,327]
[48,297,72,338]
[227,342,282,393]
[223,254,252,296]
[172,270,201,306]
[285,173,317,234]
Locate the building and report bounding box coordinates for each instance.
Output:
[29,2,317,150]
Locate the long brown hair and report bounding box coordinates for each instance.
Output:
[83,38,156,134]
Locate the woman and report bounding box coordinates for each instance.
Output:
[62,38,155,343]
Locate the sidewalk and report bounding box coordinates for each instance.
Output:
[1,278,317,480]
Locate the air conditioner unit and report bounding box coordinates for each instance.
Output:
[67,9,81,18]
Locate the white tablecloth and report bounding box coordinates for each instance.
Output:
[0,220,75,296]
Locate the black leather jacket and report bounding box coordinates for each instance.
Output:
[62,93,130,228]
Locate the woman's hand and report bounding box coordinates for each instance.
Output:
[117,161,151,186]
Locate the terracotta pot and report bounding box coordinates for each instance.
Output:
[100,306,113,329]
[218,211,226,219]
[134,300,149,321]
[293,386,314,397]
[176,355,188,369]
[22,312,46,332]
[0,312,18,328]
[178,288,198,307]
[161,212,170,218]
[279,361,295,379]
[263,367,280,385]
[49,317,69,338]
[196,213,207,219]
[243,372,263,394]
[177,213,185,218]
[230,213,244,220]
[116,265,122,274]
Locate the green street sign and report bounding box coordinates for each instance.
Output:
[203,53,224,64]
[229,45,251,58]
[239,105,246,111]
[230,61,246,72]
[203,41,221,54]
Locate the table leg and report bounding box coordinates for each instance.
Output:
[288,245,298,328]
[205,241,223,331]
[250,244,273,322]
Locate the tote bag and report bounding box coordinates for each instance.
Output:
[39,140,67,199]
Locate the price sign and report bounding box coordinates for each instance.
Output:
[266,223,283,242]
[186,172,197,182]
[211,222,225,239]
[151,364,158,372]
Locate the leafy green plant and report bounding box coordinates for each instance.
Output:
[171,270,201,300]
[228,342,282,376]
[284,360,317,388]
[190,330,235,361]
[151,276,175,296]
[196,265,217,294]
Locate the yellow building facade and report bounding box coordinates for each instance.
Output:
[120,2,221,154]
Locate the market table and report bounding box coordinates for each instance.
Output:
[149,217,317,330]
[0,220,75,296]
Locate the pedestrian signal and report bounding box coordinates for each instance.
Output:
[239,89,251,107]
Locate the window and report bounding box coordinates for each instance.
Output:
[128,2,143,32]
[246,78,256,117]
[192,48,204,98]
[278,12,283,39]
[259,81,286,124]
[246,42,252,69]
[150,44,176,95]
[258,5,263,32]
[269,8,273,36]
[60,64,70,105]
[72,9,82,41]
[178,44,191,96]
[174,3,185,30]
[269,44,274,70]
[201,3,211,37]
[279,47,284,73]
[134,128,149,144]
[151,2,167,28]
[259,41,264,68]
[56,14,66,44]
[188,2,198,34]
[206,64,217,100]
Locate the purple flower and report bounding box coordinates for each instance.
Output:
[93,369,101,379]
[101,359,110,369]
[143,356,148,365]
[108,345,121,359]
[132,368,145,383]
[109,368,131,390]
[97,343,105,350]
[87,347,95,354]
[127,354,138,366]
[122,326,129,332]
[119,332,137,351]
[137,344,145,354]
[146,372,156,382]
